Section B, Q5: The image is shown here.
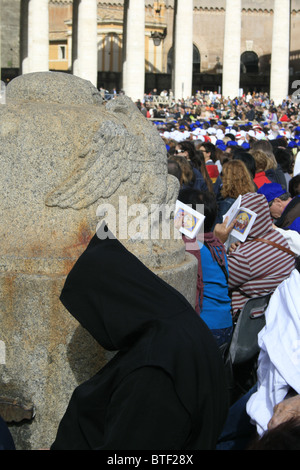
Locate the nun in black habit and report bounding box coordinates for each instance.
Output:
[51,226,229,450]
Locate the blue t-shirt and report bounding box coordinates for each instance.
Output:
[198,241,232,330]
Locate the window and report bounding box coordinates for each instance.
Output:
[241,51,259,74]
[59,45,66,60]
[167,45,201,74]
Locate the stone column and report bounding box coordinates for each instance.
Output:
[270,0,290,105]
[21,0,49,74]
[20,0,29,74]
[172,0,193,100]
[72,0,98,87]
[122,0,145,102]
[222,0,241,99]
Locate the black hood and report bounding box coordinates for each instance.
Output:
[54,225,229,450]
[60,226,192,351]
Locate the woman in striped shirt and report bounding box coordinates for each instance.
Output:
[218,192,295,321]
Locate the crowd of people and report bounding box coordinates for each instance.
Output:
[139,88,300,123]
[2,89,300,451]
[49,90,300,450]
[154,89,300,449]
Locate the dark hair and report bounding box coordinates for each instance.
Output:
[192,151,214,193]
[170,156,194,186]
[278,191,292,202]
[188,150,203,171]
[233,152,256,179]
[271,137,288,149]
[274,147,294,174]
[177,140,196,159]
[167,160,182,183]
[289,174,300,198]
[178,188,217,232]
[225,133,236,142]
[248,418,300,450]
[200,142,216,162]
[251,139,273,153]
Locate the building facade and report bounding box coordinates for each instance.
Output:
[1,0,300,103]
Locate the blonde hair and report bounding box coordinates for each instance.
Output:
[250,140,277,170]
[264,152,277,170]
[221,159,256,199]
[250,149,270,173]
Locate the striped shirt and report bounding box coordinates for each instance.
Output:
[227,192,295,318]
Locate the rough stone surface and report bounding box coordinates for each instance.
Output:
[0,72,197,449]
[6,71,103,106]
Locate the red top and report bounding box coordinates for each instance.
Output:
[254,171,272,189]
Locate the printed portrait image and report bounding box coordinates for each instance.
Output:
[234,210,253,234]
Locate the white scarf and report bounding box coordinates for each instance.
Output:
[246,268,300,435]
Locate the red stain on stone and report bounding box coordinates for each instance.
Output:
[62,221,93,275]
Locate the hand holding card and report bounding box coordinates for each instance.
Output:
[174,200,206,239]
[223,195,257,242]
